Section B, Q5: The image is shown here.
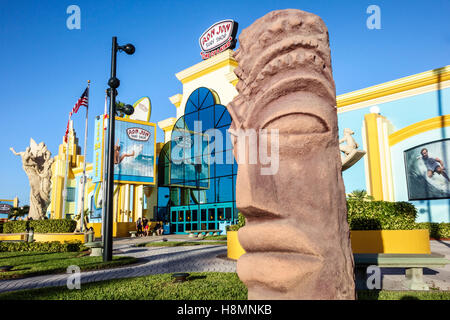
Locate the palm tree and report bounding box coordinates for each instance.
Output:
[8,205,30,220]
[347,189,375,201]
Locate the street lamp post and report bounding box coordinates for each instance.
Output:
[103,36,135,262]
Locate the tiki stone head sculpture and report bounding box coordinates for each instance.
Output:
[227,9,356,299]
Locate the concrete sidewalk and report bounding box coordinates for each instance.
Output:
[0,239,448,295]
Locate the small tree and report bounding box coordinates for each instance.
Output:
[347,189,375,201]
[8,206,30,221]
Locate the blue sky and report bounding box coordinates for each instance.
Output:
[1,0,449,205]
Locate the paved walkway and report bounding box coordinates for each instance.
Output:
[0,238,448,294]
[0,235,235,294]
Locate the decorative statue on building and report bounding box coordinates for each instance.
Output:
[74,209,89,233]
[339,128,366,171]
[227,9,356,299]
[10,139,54,220]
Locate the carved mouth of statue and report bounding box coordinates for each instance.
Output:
[238,206,323,292]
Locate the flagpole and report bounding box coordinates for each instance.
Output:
[61,118,72,220]
[79,80,90,233]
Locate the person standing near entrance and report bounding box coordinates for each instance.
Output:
[136,217,143,237]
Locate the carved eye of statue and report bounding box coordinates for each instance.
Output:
[262,112,329,134]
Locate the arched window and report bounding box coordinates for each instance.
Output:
[157,88,237,233]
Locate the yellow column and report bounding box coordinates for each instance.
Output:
[363,113,395,201]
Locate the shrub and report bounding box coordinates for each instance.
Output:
[3,219,77,234]
[3,220,27,233]
[415,222,450,239]
[347,200,418,230]
[0,240,85,253]
[227,212,246,232]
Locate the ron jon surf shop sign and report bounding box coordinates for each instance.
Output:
[199,19,238,60]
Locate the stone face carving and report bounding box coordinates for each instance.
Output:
[10,139,54,220]
[227,9,356,299]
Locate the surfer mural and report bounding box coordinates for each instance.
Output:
[404,139,450,200]
[114,118,156,184]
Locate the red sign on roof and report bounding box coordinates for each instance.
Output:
[199,19,238,60]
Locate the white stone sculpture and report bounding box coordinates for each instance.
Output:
[10,139,54,220]
[339,128,366,171]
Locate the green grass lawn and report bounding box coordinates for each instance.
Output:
[358,290,450,300]
[136,241,226,247]
[0,271,448,300]
[0,251,137,280]
[0,272,247,300]
[204,235,227,240]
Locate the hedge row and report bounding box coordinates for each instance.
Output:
[2,219,77,234]
[415,222,450,239]
[347,200,417,230]
[0,241,85,253]
[229,201,450,238]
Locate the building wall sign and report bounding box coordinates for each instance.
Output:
[199,19,238,60]
[0,203,12,214]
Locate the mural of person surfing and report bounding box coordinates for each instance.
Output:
[114,139,135,165]
[420,148,450,182]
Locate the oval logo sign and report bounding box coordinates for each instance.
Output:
[199,19,238,58]
[0,204,12,213]
[126,127,151,141]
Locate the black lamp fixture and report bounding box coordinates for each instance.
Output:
[116,102,134,116]
[103,36,135,262]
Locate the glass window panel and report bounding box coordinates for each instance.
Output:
[201,223,207,230]
[217,208,225,220]
[215,107,232,128]
[171,211,177,222]
[186,210,191,222]
[192,209,198,221]
[185,98,198,114]
[201,209,207,221]
[185,223,191,231]
[215,157,233,177]
[170,224,177,233]
[200,178,215,202]
[198,106,215,131]
[208,208,216,221]
[178,210,183,222]
[177,224,184,233]
[158,187,170,207]
[183,111,197,132]
[225,207,232,220]
[216,176,233,203]
[208,222,216,229]
[198,87,215,109]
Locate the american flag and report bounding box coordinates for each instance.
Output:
[70,87,89,117]
[64,86,89,142]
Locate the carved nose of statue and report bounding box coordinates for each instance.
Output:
[235,163,254,208]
